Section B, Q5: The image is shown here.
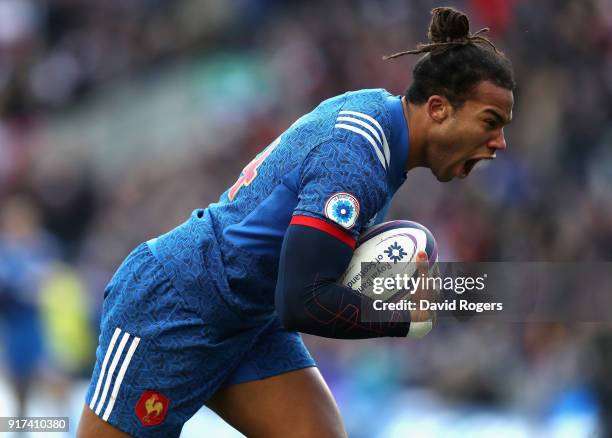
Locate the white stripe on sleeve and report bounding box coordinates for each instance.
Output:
[335,123,387,170]
[339,110,390,166]
[336,116,382,144]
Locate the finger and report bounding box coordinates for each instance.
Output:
[416,250,429,276]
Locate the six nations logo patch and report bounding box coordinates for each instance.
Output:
[324,192,360,229]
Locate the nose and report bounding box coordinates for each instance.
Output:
[488,129,507,151]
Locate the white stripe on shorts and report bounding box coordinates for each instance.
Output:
[95,331,130,415]
[102,336,141,421]
[92,329,143,417]
[89,327,122,411]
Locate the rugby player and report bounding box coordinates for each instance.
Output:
[78,7,514,438]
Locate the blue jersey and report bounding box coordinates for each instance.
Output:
[148,89,409,317]
[86,89,411,435]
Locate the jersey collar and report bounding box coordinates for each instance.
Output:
[385,94,409,191]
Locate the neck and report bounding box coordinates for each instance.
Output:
[402,97,428,171]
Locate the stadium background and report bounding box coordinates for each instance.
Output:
[0,0,611,436]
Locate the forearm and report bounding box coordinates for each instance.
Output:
[275,222,410,339]
[283,279,409,339]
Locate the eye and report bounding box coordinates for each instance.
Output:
[484,119,497,129]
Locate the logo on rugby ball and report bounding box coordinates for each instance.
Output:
[384,241,407,264]
[325,192,360,229]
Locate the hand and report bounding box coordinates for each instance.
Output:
[408,251,438,337]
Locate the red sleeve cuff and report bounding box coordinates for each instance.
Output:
[290,215,356,249]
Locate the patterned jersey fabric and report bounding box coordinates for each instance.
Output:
[149,89,410,317]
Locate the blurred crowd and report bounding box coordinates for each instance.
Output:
[0,0,611,436]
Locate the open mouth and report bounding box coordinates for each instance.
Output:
[459,155,495,178]
[459,158,481,178]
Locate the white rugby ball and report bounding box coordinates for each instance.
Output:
[340,220,438,300]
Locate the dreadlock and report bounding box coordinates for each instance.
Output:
[384,7,515,109]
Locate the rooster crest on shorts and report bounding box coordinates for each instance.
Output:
[324,192,359,229]
[135,391,169,426]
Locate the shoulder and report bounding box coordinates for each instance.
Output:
[288,88,394,174]
[332,89,393,174]
[300,137,389,207]
[299,88,392,128]
[340,88,392,119]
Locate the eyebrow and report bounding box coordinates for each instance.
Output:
[483,109,512,125]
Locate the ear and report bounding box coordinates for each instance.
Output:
[426,95,451,123]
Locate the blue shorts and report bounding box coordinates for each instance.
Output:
[85,243,315,437]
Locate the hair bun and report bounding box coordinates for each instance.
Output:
[428,7,470,43]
